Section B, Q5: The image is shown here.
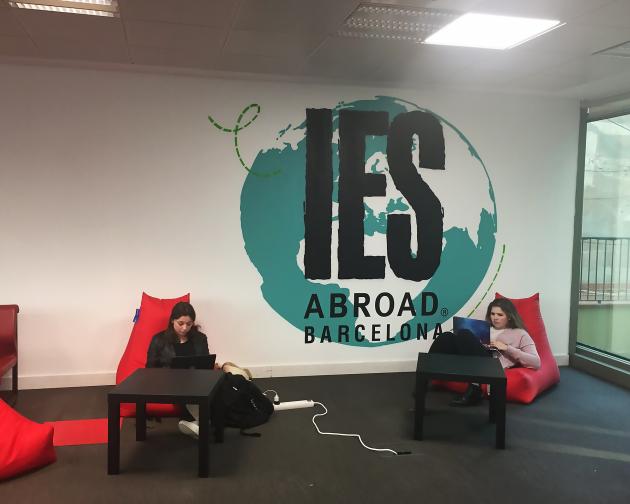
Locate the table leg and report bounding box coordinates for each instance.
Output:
[489,383,496,424]
[495,382,506,449]
[198,398,210,477]
[214,424,224,443]
[136,400,146,441]
[107,397,120,475]
[414,374,428,440]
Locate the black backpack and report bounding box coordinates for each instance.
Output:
[211,373,274,436]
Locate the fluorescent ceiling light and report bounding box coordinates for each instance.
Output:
[424,13,563,50]
[8,0,118,17]
[67,0,113,4]
[338,3,459,44]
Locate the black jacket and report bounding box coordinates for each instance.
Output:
[146,330,209,368]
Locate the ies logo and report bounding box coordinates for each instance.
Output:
[239,96,497,347]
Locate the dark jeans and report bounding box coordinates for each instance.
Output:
[412,330,490,397]
[429,330,491,358]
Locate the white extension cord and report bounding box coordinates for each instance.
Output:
[273,400,315,411]
[311,402,409,456]
[263,390,409,456]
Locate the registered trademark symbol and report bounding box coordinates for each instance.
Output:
[441,308,449,316]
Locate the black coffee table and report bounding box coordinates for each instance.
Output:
[108,368,224,477]
[414,352,507,449]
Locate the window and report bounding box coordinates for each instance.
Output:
[571,102,630,387]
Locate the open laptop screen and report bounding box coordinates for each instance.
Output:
[170,354,217,370]
[452,317,491,345]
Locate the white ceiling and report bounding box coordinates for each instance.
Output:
[1,0,630,100]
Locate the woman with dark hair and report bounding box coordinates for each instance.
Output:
[483,298,539,370]
[146,301,210,437]
[429,298,540,406]
[146,302,209,368]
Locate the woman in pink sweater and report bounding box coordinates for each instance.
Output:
[430,298,540,406]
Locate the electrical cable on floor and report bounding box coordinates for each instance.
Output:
[263,389,280,404]
[311,402,410,456]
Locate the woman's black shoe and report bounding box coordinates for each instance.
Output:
[449,384,483,407]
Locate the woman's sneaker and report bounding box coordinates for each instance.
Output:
[449,384,483,407]
[178,420,199,438]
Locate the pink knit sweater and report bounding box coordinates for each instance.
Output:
[491,328,541,370]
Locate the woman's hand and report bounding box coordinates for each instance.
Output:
[490,340,508,351]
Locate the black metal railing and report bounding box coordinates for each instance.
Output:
[580,237,630,301]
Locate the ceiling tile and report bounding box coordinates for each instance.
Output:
[511,71,583,93]
[473,0,614,21]
[0,0,629,102]
[580,0,630,29]
[118,0,239,28]
[563,69,630,99]
[234,0,357,34]
[214,51,307,76]
[446,46,572,83]
[304,35,414,81]
[516,53,630,92]
[384,44,479,84]
[129,44,219,69]
[15,9,125,43]
[517,22,630,57]
[124,19,226,51]
[553,54,630,80]
[224,29,323,59]
[0,7,25,37]
[0,34,39,57]
[36,37,130,63]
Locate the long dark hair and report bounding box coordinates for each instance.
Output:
[485,298,525,330]
[164,301,200,342]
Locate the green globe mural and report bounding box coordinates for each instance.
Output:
[240,96,497,347]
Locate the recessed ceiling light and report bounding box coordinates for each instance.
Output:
[424,13,563,50]
[8,0,118,17]
[337,3,460,44]
[65,0,113,5]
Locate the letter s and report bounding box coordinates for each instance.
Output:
[386,111,444,281]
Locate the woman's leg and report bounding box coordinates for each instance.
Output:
[428,331,458,354]
[451,329,490,357]
[429,330,489,357]
[429,330,488,406]
[178,404,200,438]
[186,404,199,421]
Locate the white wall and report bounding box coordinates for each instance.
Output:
[0,63,578,388]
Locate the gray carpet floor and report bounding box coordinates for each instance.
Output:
[2,367,630,503]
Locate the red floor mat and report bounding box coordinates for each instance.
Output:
[46,418,123,447]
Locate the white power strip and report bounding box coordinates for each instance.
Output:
[273,400,315,411]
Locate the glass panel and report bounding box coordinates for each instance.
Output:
[577,113,630,361]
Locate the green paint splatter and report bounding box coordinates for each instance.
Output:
[466,244,506,316]
[208,103,282,178]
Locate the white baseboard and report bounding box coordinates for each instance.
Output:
[0,372,115,390]
[555,354,569,366]
[249,359,419,378]
[250,353,570,378]
[1,354,570,390]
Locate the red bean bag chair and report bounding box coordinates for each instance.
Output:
[116,292,189,417]
[436,293,560,404]
[0,399,56,480]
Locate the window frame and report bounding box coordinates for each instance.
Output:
[569,96,630,390]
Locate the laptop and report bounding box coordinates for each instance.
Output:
[452,316,491,345]
[170,354,217,370]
